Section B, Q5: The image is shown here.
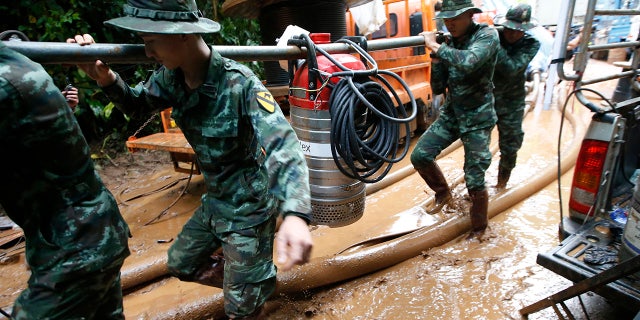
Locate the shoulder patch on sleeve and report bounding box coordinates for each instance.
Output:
[256,91,276,113]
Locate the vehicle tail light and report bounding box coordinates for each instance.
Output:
[569,139,609,218]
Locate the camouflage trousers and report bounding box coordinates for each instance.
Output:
[495,97,526,172]
[12,263,125,320]
[411,115,493,191]
[167,205,278,317]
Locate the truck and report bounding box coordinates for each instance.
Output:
[521,0,640,316]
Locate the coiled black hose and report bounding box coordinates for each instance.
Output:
[295,34,417,183]
[329,77,403,183]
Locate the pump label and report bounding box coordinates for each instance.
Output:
[299,140,332,158]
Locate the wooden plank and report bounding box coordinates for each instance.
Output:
[0,229,23,248]
[0,242,25,261]
[126,133,195,154]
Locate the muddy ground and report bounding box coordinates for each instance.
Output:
[89,135,636,319]
[92,149,636,320]
[94,148,172,192]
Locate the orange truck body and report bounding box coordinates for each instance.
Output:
[346,0,438,130]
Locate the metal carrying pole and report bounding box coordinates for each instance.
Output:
[4,36,427,64]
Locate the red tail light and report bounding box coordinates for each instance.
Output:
[569,139,609,218]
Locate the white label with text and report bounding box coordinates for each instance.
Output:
[299,140,332,158]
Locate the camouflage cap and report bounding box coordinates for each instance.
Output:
[436,0,482,19]
[496,4,536,31]
[104,0,220,34]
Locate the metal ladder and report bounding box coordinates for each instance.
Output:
[555,0,640,106]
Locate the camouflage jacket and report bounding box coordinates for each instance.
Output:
[0,42,130,281]
[431,23,499,133]
[493,32,540,102]
[103,48,312,232]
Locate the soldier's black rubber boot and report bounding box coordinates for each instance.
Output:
[416,161,452,214]
[496,167,511,189]
[467,189,489,240]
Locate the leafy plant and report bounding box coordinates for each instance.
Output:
[198,0,265,78]
[1,0,263,151]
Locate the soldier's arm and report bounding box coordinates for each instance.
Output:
[243,78,312,222]
[69,34,169,118]
[101,70,173,119]
[495,37,541,75]
[430,60,448,95]
[438,27,500,72]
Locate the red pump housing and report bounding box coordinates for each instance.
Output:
[289,33,366,110]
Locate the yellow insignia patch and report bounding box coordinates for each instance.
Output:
[256,91,276,113]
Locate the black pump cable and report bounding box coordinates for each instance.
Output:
[292,34,417,183]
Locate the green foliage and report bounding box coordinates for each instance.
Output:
[0,1,138,43]
[198,0,264,78]
[0,0,142,151]
[0,0,263,152]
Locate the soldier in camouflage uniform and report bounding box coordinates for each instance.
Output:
[0,42,131,319]
[410,0,499,237]
[493,4,540,189]
[70,0,313,318]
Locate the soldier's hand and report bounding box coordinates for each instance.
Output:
[420,31,437,48]
[62,85,79,111]
[67,34,116,87]
[420,31,441,58]
[276,215,313,271]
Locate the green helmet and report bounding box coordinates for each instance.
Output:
[496,4,536,31]
[104,0,220,34]
[436,0,482,19]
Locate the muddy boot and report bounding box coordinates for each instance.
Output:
[495,168,511,189]
[193,252,225,289]
[416,161,452,214]
[468,189,489,236]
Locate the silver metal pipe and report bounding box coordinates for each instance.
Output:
[580,69,637,85]
[588,41,640,52]
[4,36,427,64]
[573,0,597,75]
[556,0,579,82]
[594,9,640,15]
